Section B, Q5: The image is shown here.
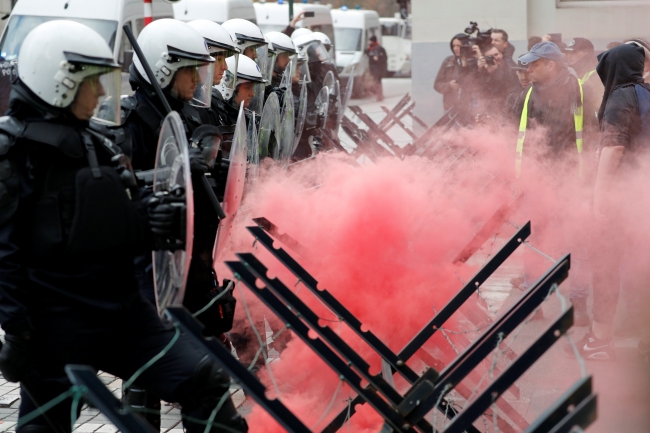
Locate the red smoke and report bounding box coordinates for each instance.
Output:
[214,123,650,432]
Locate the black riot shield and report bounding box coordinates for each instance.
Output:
[258,93,282,159]
[152,112,194,316]
[293,80,308,153]
[213,103,248,263]
[279,85,295,166]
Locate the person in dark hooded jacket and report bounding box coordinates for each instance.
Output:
[567,42,650,361]
[434,34,476,112]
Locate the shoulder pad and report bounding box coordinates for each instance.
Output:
[120,96,137,125]
[22,122,84,158]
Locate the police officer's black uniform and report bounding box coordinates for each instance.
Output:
[0,80,247,433]
[121,65,237,338]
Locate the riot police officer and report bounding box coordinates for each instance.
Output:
[0,20,247,433]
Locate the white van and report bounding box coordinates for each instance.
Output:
[379,14,411,76]
[0,0,176,108]
[330,8,381,89]
[173,0,256,24]
[253,1,335,45]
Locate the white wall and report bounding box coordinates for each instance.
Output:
[413,0,527,43]
[528,1,650,49]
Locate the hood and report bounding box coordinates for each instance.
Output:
[597,43,645,122]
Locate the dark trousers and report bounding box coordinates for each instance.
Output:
[18,296,239,433]
[369,72,384,100]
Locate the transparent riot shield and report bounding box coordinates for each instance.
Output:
[293,79,308,153]
[338,66,355,127]
[258,93,282,159]
[247,111,260,181]
[152,111,194,316]
[213,103,248,263]
[247,82,266,118]
[279,86,295,166]
[280,60,294,90]
[315,86,330,131]
[322,70,337,97]
[332,80,342,138]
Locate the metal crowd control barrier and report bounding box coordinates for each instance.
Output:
[63,219,597,433]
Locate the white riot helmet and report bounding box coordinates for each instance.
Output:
[294,34,333,64]
[222,19,267,59]
[291,27,313,41]
[133,19,215,108]
[266,31,298,80]
[312,32,332,51]
[18,20,121,125]
[216,55,266,101]
[187,19,239,90]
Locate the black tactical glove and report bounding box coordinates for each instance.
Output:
[188,146,209,175]
[148,203,178,238]
[0,333,31,383]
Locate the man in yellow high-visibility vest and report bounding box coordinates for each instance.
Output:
[512,41,592,326]
[565,37,603,130]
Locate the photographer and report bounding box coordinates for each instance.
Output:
[474,44,520,116]
[434,33,476,112]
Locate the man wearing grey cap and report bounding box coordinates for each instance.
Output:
[513,41,585,161]
[512,41,592,326]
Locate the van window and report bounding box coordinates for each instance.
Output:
[0,15,118,60]
[381,22,399,37]
[334,28,362,52]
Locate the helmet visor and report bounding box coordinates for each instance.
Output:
[88,67,121,126]
[172,61,215,108]
[253,44,269,78]
[306,41,332,64]
[218,68,237,99]
[265,50,278,83]
[297,58,311,84]
[213,52,238,89]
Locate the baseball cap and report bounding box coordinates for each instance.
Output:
[519,41,563,64]
[565,37,595,53]
[512,54,528,71]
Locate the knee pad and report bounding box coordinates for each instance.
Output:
[192,355,232,408]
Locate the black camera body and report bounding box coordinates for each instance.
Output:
[463,21,493,52]
[484,55,496,66]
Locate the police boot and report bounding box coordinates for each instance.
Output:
[122,387,161,430]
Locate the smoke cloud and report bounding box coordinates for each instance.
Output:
[214,124,650,432]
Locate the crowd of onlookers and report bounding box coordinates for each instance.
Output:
[435,30,650,363]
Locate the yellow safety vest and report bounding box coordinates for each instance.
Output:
[579,70,596,85]
[516,78,584,177]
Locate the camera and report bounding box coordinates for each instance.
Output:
[484,55,495,66]
[463,21,493,51]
